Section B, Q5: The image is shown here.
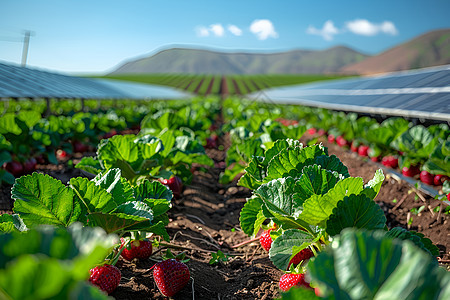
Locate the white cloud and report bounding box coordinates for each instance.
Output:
[250,19,278,40]
[345,19,398,36]
[306,20,339,41]
[210,23,225,37]
[195,26,210,37]
[228,25,242,36]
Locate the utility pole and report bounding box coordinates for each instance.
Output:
[21,30,32,67]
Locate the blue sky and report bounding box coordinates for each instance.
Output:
[1,0,449,74]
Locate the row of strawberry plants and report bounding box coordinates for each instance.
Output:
[0,101,221,298]
[0,97,221,185]
[289,107,449,189]
[233,137,448,298]
[222,98,449,199]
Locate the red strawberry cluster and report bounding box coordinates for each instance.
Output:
[120,238,153,261]
[3,158,37,177]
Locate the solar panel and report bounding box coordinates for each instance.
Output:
[0,61,190,100]
[251,65,450,122]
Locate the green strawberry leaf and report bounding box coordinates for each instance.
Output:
[93,168,134,205]
[308,229,450,299]
[295,165,342,203]
[386,227,440,257]
[269,229,314,270]
[361,169,385,200]
[239,196,264,236]
[12,173,81,228]
[69,177,117,214]
[74,156,103,176]
[326,194,387,236]
[298,177,364,226]
[0,214,27,233]
[134,179,173,202]
[265,144,327,181]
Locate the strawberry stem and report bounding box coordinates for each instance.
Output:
[231,236,260,248]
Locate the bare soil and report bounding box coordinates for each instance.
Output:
[0,134,448,299]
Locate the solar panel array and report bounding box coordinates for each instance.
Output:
[0,61,189,100]
[250,65,450,122]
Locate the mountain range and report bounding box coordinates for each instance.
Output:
[110,29,450,75]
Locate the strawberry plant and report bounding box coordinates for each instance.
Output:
[0,223,117,299]
[4,169,172,240]
[306,228,447,299]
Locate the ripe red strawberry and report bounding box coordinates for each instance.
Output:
[56,149,68,159]
[120,238,153,261]
[317,129,326,136]
[205,135,218,149]
[89,264,121,294]
[336,136,348,147]
[433,174,448,186]
[447,193,450,201]
[153,259,190,297]
[23,158,37,174]
[307,128,317,135]
[381,156,398,168]
[159,176,183,199]
[4,161,23,177]
[370,156,380,162]
[260,227,276,252]
[279,273,310,292]
[350,141,359,152]
[402,165,420,177]
[287,248,314,269]
[327,134,335,143]
[420,170,434,185]
[358,145,369,157]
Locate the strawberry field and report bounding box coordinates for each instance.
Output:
[0,97,449,299]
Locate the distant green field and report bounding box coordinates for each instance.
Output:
[94,73,352,96]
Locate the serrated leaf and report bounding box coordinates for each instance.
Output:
[255,177,302,216]
[134,179,173,202]
[12,173,81,228]
[386,227,440,257]
[74,156,102,176]
[308,229,450,299]
[88,212,150,234]
[143,198,171,217]
[265,144,327,181]
[314,155,350,178]
[0,214,27,233]
[269,229,313,270]
[113,201,153,221]
[239,196,264,236]
[97,135,140,171]
[134,135,164,159]
[326,194,386,236]
[93,169,134,204]
[361,169,385,200]
[237,139,265,163]
[69,177,117,214]
[299,177,364,226]
[238,156,266,189]
[295,165,341,202]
